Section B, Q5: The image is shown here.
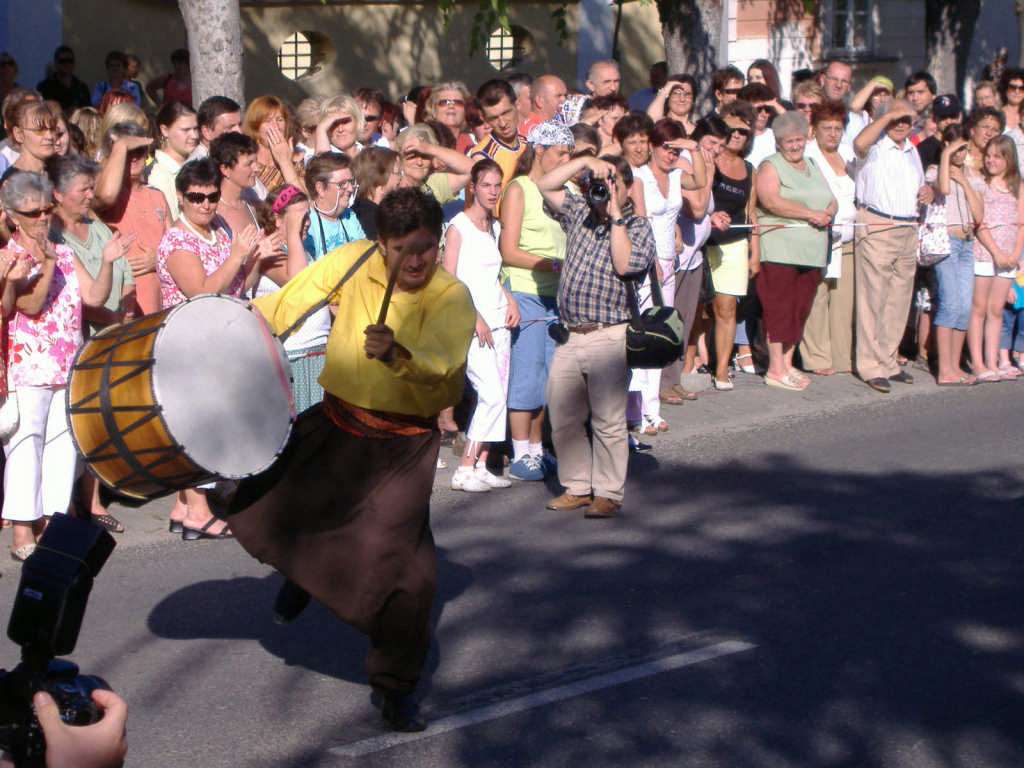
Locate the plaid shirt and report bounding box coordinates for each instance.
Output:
[556,192,656,325]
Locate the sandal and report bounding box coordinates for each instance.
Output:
[712,378,734,391]
[976,370,1000,383]
[671,385,697,401]
[181,516,233,541]
[997,363,1020,380]
[765,371,808,391]
[10,543,36,562]
[91,513,125,534]
[658,388,685,406]
[733,353,757,374]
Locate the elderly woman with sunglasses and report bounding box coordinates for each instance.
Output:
[156,158,259,541]
[0,171,130,560]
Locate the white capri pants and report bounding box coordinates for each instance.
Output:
[3,386,78,522]
[465,327,511,443]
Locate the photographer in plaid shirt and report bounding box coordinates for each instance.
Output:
[536,153,656,519]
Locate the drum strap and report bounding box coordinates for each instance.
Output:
[277,243,378,343]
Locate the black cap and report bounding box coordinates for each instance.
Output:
[932,94,961,120]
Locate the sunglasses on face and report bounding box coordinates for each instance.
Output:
[659,146,681,157]
[1009,84,1024,92]
[796,102,818,110]
[183,191,221,204]
[331,116,354,127]
[438,98,465,108]
[730,127,751,137]
[755,105,774,113]
[363,114,380,122]
[892,116,913,126]
[722,87,741,95]
[669,88,692,98]
[13,204,54,218]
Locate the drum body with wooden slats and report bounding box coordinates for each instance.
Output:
[67,294,295,499]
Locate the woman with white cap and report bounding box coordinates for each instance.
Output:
[499,120,571,481]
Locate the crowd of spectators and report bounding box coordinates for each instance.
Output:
[0,44,1022,529]
[0,38,1023,762]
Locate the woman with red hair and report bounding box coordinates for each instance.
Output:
[242,94,303,198]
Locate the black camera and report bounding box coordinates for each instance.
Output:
[585,178,610,207]
[0,515,115,767]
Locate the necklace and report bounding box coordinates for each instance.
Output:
[179,216,216,245]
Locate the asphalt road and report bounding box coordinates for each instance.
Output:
[0,370,1021,768]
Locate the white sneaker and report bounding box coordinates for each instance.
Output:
[451,468,491,492]
[474,466,512,488]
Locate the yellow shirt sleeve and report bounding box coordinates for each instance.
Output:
[253,239,476,417]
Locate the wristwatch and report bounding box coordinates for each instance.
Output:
[610,217,626,226]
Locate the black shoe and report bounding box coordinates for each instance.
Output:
[380,693,427,732]
[889,370,914,384]
[272,579,311,625]
[865,377,891,393]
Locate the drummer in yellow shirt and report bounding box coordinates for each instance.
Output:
[227,188,475,733]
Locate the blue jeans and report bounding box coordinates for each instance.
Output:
[933,236,974,331]
[1000,304,1024,351]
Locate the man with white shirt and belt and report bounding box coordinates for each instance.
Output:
[852,99,934,393]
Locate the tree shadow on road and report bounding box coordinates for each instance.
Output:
[397,454,1024,768]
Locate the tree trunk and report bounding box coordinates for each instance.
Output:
[658,0,723,115]
[178,0,245,106]
[925,0,980,99]
[1018,0,1024,68]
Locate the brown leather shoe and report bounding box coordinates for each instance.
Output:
[584,496,620,518]
[545,492,592,511]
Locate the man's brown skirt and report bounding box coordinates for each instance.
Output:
[227,403,440,696]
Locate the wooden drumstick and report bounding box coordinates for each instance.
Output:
[376,251,404,326]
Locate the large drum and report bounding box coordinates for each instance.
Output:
[67,294,295,499]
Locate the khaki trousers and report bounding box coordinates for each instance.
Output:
[546,323,629,502]
[799,240,855,372]
[854,209,919,380]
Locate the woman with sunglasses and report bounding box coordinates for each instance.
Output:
[0,171,129,560]
[647,74,699,136]
[705,103,760,391]
[629,118,706,429]
[156,159,259,541]
[425,82,474,154]
[9,100,58,173]
[302,152,364,261]
[999,69,1024,133]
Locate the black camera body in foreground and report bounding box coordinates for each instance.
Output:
[0,515,115,767]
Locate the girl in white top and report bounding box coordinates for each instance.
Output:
[442,159,520,492]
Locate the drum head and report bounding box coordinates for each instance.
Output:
[152,295,294,478]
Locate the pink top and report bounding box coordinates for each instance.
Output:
[7,236,83,388]
[974,182,1019,263]
[156,224,244,308]
[100,184,169,316]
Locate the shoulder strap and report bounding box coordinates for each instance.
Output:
[277,242,377,343]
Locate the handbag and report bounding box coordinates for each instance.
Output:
[918,200,950,266]
[697,252,715,305]
[624,264,685,369]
